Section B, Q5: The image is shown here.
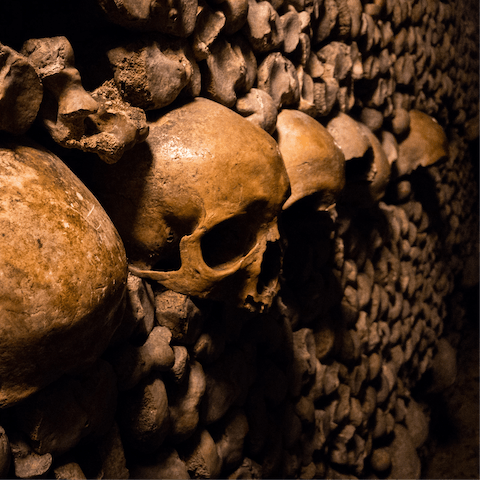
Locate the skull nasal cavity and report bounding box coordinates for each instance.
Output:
[201,215,257,269]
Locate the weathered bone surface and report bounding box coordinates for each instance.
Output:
[22,37,149,163]
[0,138,127,407]
[0,43,43,134]
[94,97,290,311]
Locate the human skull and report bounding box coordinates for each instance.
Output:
[94,98,290,311]
[0,139,127,408]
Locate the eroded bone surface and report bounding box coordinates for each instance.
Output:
[0,139,127,408]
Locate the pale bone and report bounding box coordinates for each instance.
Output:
[96,98,290,311]
[243,0,284,52]
[280,7,302,54]
[0,140,127,408]
[305,51,325,79]
[9,433,53,480]
[349,41,364,79]
[0,43,43,134]
[13,360,117,456]
[168,360,206,442]
[201,34,256,107]
[96,0,198,37]
[275,108,345,210]
[257,52,300,109]
[22,37,148,163]
[395,110,449,177]
[107,35,200,110]
[314,0,338,43]
[235,88,278,134]
[336,79,355,113]
[108,326,175,391]
[182,429,222,478]
[119,374,170,452]
[360,107,383,131]
[346,0,363,38]
[317,42,352,82]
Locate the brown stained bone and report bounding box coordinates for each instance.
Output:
[97,0,198,37]
[155,290,206,345]
[228,457,263,478]
[23,37,148,163]
[395,110,449,177]
[314,0,338,44]
[210,0,249,34]
[193,3,226,60]
[81,80,149,163]
[275,108,345,210]
[335,0,352,38]
[257,52,300,108]
[168,360,206,443]
[0,427,10,479]
[53,458,87,480]
[280,7,303,54]
[181,429,222,479]
[243,0,284,52]
[317,42,353,82]
[201,34,256,107]
[129,447,189,479]
[211,408,249,472]
[0,139,127,408]
[13,360,117,457]
[0,43,43,134]
[107,36,200,110]
[118,373,170,453]
[235,88,278,133]
[21,37,98,137]
[316,64,339,115]
[107,326,175,391]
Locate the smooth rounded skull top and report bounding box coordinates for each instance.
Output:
[0,139,127,408]
[94,98,290,311]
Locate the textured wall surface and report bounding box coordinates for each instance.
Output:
[0,0,478,478]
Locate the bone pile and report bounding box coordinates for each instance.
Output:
[0,0,478,478]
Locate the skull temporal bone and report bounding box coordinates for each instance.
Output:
[96,98,290,310]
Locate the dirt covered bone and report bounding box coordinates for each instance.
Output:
[94,98,290,311]
[0,139,127,408]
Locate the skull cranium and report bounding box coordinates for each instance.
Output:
[95,98,290,311]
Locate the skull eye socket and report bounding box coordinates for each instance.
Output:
[201,215,258,269]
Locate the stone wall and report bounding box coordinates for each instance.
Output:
[0,0,478,478]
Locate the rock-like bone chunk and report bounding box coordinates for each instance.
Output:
[22,37,148,163]
[108,35,201,110]
[0,43,43,134]
[97,0,198,37]
[235,88,278,134]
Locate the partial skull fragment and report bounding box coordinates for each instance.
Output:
[275,109,345,211]
[94,98,290,311]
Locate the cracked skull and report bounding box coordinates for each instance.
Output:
[94,98,290,311]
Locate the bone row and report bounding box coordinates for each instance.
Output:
[0,0,477,161]
[0,192,459,479]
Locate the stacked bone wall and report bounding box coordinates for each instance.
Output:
[0,0,478,478]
